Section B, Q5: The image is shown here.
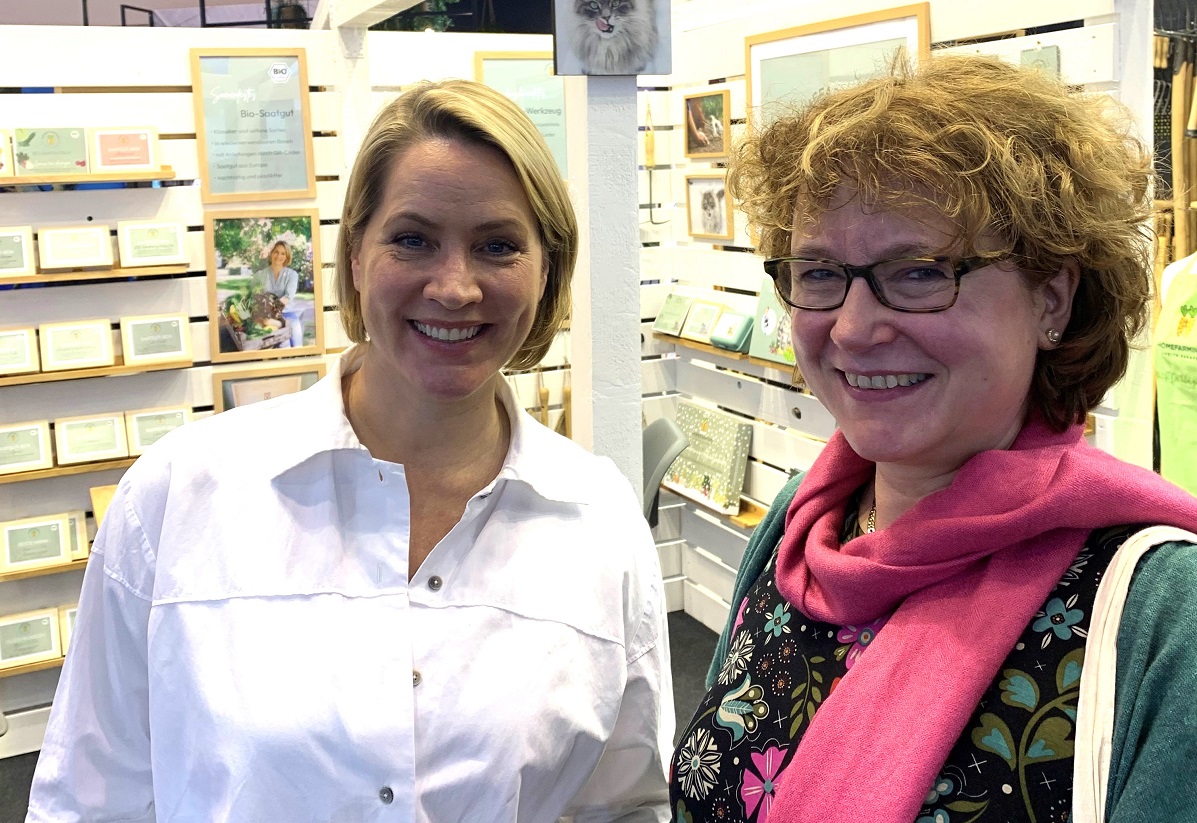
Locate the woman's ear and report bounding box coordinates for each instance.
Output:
[1038,258,1080,348]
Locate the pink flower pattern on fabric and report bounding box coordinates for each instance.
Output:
[835,615,889,670]
[741,745,786,820]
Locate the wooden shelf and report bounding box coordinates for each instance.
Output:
[747,355,797,373]
[0,264,190,287]
[0,557,89,584]
[0,358,193,388]
[0,657,63,680]
[728,497,768,530]
[0,457,135,485]
[652,332,747,360]
[2,167,176,187]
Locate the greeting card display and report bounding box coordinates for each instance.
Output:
[651,293,695,337]
[748,274,796,366]
[662,400,753,515]
[13,128,89,175]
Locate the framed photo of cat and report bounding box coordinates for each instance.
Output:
[745,4,931,128]
[552,0,672,76]
[685,173,734,242]
[683,90,731,160]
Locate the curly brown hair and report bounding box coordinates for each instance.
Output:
[335,79,576,371]
[729,54,1154,430]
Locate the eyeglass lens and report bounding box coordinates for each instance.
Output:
[772,259,958,310]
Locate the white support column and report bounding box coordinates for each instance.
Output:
[331,25,373,178]
[566,75,645,502]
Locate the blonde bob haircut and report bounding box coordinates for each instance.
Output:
[336,79,577,371]
[729,54,1154,431]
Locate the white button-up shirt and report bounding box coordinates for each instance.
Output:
[28,350,673,822]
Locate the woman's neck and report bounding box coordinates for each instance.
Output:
[869,464,960,532]
[342,349,509,477]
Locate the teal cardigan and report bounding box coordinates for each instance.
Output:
[704,473,1197,820]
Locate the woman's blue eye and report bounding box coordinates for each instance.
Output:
[394,234,425,249]
[483,240,517,255]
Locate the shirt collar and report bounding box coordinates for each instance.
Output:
[267,347,594,506]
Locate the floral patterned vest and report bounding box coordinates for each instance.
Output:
[669,516,1138,823]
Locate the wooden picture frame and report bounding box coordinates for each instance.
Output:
[190,48,317,204]
[475,51,567,175]
[680,300,724,344]
[205,208,324,363]
[124,406,191,456]
[88,127,158,173]
[53,412,129,465]
[211,361,326,413]
[0,608,62,671]
[36,225,114,270]
[38,318,115,372]
[116,220,189,268]
[0,226,36,277]
[683,89,731,160]
[0,327,40,376]
[746,4,931,128]
[119,313,193,366]
[1,512,73,574]
[0,420,53,476]
[685,173,734,241]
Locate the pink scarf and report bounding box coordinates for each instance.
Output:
[769,415,1197,822]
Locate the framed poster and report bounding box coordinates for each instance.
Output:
[190,48,316,203]
[0,130,12,177]
[0,420,53,476]
[206,209,323,362]
[116,220,189,268]
[0,327,40,376]
[551,0,671,76]
[1,513,72,574]
[125,406,191,456]
[212,361,325,413]
[119,314,193,366]
[685,173,734,241]
[683,89,731,160]
[90,484,118,529]
[662,399,753,515]
[53,412,130,465]
[0,608,62,671]
[746,4,930,128]
[59,606,79,656]
[13,127,89,176]
[0,226,35,276]
[475,52,567,176]
[38,318,115,372]
[651,293,695,337]
[88,127,158,172]
[37,225,115,270]
[680,300,723,343]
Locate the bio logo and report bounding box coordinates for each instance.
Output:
[269,62,292,83]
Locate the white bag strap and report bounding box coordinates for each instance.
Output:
[1072,525,1197,823]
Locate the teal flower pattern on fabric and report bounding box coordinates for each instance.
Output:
[763,603,792,641]
[1032,594,1087,648]
[715,675,769,742]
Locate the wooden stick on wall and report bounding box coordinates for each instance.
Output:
[1173,39,1193,261]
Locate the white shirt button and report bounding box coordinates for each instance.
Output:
[428,576,443,591]
[412,670,421,687]
[379,786,393,804]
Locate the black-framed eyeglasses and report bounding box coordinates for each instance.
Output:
[762,256,993,313]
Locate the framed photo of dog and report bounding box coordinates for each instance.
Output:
[685,173,734,241]
[683,89,730,160]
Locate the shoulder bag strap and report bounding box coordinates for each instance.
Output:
[1072,525,1197,823]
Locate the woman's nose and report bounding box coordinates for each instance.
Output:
[829,276,896,350]
[423,250,483,308]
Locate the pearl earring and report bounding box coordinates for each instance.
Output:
[1046,328,1062,345]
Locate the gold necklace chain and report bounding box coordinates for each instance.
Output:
[866,502,877,534]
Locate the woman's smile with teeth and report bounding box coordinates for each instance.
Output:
[844,371,930,389]
[413,321,482,342]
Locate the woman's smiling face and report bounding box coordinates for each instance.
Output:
[350,137,547,405]
[789,191,1065,476]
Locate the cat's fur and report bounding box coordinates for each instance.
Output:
[701,188,725,235]
[569,0,657,75]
